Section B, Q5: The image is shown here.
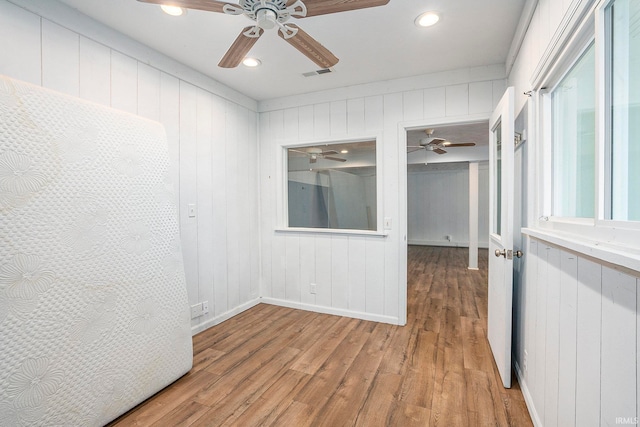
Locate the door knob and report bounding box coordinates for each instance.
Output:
[514,250,523,258]
[495,249,506,258]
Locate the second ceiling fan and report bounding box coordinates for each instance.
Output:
[138,0,390,68]
[408,128,476,155]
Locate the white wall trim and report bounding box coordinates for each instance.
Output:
[529,0,596,89]
[261,297,401,325]
[191,298,261,336]
[258,64,506,112]
[7,0,258,111]
[505,0,539,77]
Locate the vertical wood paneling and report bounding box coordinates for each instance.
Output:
[159,72,180,206]
[314,102,330,139]
[347,98,365,134]
[237,106,252,303]
[331,236,349,309]
[298,105,314,140]
[637,277,640,424]
[534,244,549,420]
[544,247,561,427]
[557,251,578,427]
[285,234,301,302]
[259,112,273,298]
[283,107,299,142]
[137,63,160,120]
[364,95,384,132]
[196,89,214,314]
[211,95,228,315]
[525,240,539,394]
[110,51,137,113]
[330,100,347,135]
[315,236,332,307]
[79,37,110,105]
[468,81,493,114]
[248,112,259,299]
[403,90,423,121]
[0,1,41,85]
[492,80,507,109]
[41,20,79,96]
[226,102,241,309]
[299,235,316,305]
[348,237,366,312]
[179,82,199,306]
[365,240,385,314]
[382,92,401,318]
[601,267,637,425]
[575,257,602,427]
[272,234,287,300]
[423,87,446,119]
[445,84,469,117]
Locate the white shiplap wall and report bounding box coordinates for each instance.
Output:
[407,163,490,248]
[259,70,506,324]
[0,0,260,334]
[509,0,640,425]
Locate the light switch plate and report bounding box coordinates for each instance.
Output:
[384,217,392,230]
[188,203,196,218]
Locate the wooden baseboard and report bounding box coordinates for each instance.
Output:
[513,359,542,427]
[190,298,261,335]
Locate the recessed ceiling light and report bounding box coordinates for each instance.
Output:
[415,11,439,27]
[161,5,185,16]
[242,57,262,67]
[340,150,349,154]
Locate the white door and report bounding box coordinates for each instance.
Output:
[488,87,515,388]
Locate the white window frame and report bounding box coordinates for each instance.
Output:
[275,133,386,237]
[529,0,640,264]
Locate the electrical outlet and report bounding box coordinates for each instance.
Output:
[190,303,203,319]
[310,283,317,294]
[202,300,209,315]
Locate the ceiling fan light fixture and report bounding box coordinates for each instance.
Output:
[340,150,349,154]
[160,5,185,16]
[242,57,262,67]
[415,11,439,27]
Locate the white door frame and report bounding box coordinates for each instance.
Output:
[397,113,491,326]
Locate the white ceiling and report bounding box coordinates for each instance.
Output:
[56,0,526,101]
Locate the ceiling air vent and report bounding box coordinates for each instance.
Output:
[303,68,334,77]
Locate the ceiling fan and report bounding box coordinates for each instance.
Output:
[137,0,390,68]
[290,148,347,164]
[407,128,476,155]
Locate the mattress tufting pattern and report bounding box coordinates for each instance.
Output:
[0,75,193,426]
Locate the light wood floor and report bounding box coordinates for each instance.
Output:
[110,246,532,426]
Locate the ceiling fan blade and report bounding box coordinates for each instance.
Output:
[292,0,389,17]
[433,148,447,155]
[218,26,264,68]
[137,0,230,13]
[278,24,338,68]
[321,150,338,155]
[324,156,347,162]
[407,147,424,153]
[427,138,446,146]
[444,142,477,147]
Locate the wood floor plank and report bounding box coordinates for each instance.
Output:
[107,247,532,427]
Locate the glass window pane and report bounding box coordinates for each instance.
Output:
[610,0,640,221]
[493,122,502,236]
[287,140,377,231]
[552,43,596,218]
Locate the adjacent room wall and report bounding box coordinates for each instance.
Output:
[0,0,261,334]
[509,0,640,425]
[258,67,506,324]
[407,162,489,248]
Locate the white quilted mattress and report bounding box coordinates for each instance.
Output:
[0,75,193,426]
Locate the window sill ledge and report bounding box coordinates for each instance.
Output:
[275,227,388,237]
[522,227,640,273]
